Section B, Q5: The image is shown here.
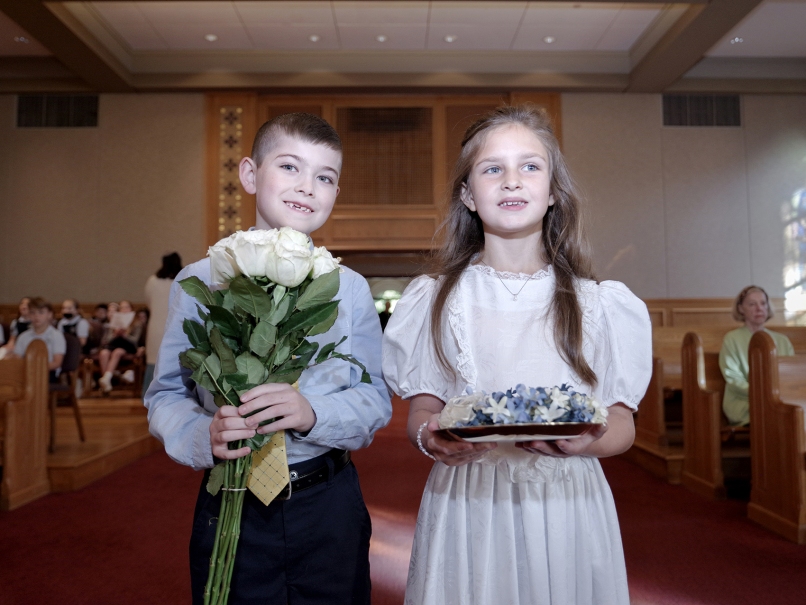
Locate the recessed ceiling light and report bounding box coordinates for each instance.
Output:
[730,37,744,44]
[543,36,556,44]
[444,35,457,43]
[204,34,218,42]
[13,36,30,44]
[309,34,320,42]
[376,34,387,43]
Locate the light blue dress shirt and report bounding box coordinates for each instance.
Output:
[144,257,392,471]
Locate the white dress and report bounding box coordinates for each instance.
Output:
[382,264,652,605]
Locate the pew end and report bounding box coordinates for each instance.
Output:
[747,331,806,544]
[0,340,50,511]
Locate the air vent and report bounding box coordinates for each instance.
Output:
[17,94,98,128]
[663,94,740,127]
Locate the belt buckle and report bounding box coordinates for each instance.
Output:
[277,470,298,502]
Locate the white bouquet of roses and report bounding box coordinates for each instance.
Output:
[178,227,369,605]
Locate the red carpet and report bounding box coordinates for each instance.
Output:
[2,403,805,604]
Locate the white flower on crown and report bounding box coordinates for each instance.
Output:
[264,227,315,288]
[311,246,341,279]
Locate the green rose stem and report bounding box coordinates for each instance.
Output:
[204,443,252,605]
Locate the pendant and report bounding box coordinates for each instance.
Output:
[513,295,518,301]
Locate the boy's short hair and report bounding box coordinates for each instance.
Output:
[251,113,342,167]
[28,297,52,312]
[95,303,108,311]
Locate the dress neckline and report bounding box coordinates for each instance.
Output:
[468,261,553,281]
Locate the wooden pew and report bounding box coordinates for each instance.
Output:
[747,331,806,544]
[681,332,750,499]
[627,326,732,483]
[0,340,50,510]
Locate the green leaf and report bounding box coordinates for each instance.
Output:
[315,335,347,364]
[179,276,216,307]
[267,292,293,326]
[236,352,268,385]
[230,275,273,319]
[272,285,286,306]
[179,348,208,372]
[266,367,304,385]
[182,319,210,353]
[206,463,225,496]
[208,305,241,340]
[296,269,340,311]
[271,336,291,367]
[213,392,229,408]
[307,307,338,336]
[249,321,277,357]
[246,432,272,451]
[281,290,299,323]
[279,301,339,337]
[222,289,237,313]
[291,340,319,368]
[240,321,253,349]
[331,351,372,384]
[209,327,238,375]
[190,351,220,393]
[197,305,209,323]
[213,289,225,306]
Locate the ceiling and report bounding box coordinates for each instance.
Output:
[0,0,804,93]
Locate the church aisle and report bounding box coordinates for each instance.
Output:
[1,400,805,604]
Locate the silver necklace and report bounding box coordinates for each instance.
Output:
[478,260,534,301]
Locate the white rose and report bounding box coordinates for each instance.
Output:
[225,230,278,279]
[208,233,242,284]
[311,246,341,279]
[438,394,483,429]
[264,227,314,288]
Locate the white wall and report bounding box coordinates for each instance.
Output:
[0,93,206,305]
[562,93,806,299]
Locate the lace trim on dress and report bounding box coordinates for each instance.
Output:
[447,286,476,389]
[469,262,553,281]
[476,445,596,483]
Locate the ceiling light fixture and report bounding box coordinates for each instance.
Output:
[444,35,457,43]
[730,37,744,44]
[204,34,218,42]
[309,34,320,42]
[376,34,387,43]
[543,36,555,44]
[13,36,30,43]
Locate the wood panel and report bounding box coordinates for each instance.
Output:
[645,297,787,328]
[0,340,50,511]
[747,332,806,544]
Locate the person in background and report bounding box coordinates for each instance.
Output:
[719,285,794,426]
[142,252,182,397]
[57,299,91,348]
[98,301,144,393]
[378,299,392,331]
[12,297,65,383]
[0,297,32,357]
[85,303,109,354]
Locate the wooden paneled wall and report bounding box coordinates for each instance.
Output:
[206,92,561,251]
[644,298,790,328]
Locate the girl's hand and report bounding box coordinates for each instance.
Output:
[423,414,497,466]
[517,423,607,458]
[210,405,254,460]
[238,383,317,435]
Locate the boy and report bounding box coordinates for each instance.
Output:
[145,113,391,605]
[12,297,66,381]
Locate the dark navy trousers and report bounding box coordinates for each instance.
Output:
[190,454,372,605]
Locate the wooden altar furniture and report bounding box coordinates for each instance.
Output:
[747,331,806,544]
[0,340,50,510]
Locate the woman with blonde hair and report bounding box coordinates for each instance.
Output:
[719,285,794,425]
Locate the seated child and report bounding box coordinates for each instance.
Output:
[0,297,32,357]
[12,297,66,382]
[145,112,391,604]
[98,301,144,393]
[57,298,91,348]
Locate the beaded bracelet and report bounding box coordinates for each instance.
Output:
[417,421,437,461]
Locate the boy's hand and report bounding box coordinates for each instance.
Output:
[210,406,254,460]
[238,383,317,435]
[424,414,497,466]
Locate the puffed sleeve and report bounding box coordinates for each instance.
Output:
[595,281,653,410]
[382,275,455,402]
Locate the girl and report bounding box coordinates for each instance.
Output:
[382,105,652,605]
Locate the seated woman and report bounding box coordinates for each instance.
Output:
[719,285,794,426]
[98,301,144,393]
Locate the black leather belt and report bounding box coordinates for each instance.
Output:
[275,449,351,501]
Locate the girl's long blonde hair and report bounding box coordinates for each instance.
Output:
[430,104,598,387]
